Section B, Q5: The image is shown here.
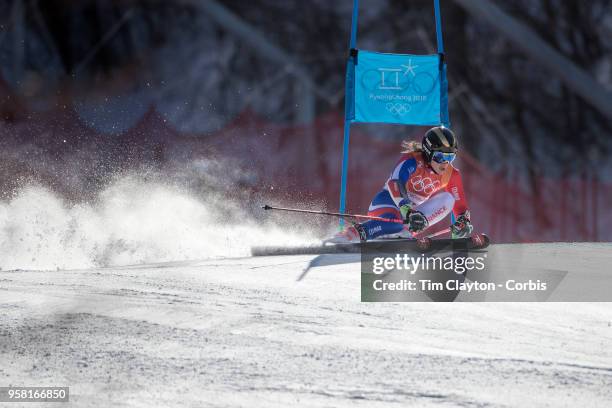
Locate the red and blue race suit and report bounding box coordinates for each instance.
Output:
[360,151,470,240]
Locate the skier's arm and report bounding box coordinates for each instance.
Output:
[385,157,417,208]
[446,168,469,218]
[446,169,473,237]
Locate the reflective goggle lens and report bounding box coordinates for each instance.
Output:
[432,151,456,163]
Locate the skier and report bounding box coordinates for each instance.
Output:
[331,126,473,243]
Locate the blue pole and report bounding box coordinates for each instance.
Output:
[434,0,450,128]
[339,119,351,228]
[339,0,359,229]
[349,0,359,49]
[433,0,445,54]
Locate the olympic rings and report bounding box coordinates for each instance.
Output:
[386,103,410,116]
[410,175,440,195]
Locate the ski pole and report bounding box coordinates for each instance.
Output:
[263,204,452,239]
[262,204,404,224]
[424,227,450,239]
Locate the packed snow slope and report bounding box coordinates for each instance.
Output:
[1,243,612,408]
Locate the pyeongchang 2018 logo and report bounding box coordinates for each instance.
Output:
[385,103,410,116]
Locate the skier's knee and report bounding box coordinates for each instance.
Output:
[436,192,455,210]
[423,192,454,225]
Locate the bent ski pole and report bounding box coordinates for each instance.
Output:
[262,204,404,224]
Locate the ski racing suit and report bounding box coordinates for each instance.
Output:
[360,151,470,240]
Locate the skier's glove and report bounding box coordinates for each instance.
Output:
[451,212,473,239]
[406,210,428,233]
[398,200,415,221]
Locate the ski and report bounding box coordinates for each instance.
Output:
[251,233,490,257]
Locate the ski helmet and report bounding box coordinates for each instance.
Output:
[422,126,458,163]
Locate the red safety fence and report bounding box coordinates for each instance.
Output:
[199,110,611,243]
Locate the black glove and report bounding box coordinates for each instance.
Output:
[451,212,473,238]
[405,210,428,232]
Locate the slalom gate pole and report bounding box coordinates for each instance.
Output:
[433,0,445,54]
[338,0,360,229]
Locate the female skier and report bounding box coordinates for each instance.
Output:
[331,126,473,243]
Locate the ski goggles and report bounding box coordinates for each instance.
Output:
[432,151,456,163]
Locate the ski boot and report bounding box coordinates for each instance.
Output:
[327,224,367,244]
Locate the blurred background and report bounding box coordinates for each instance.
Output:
[0,0,611,243]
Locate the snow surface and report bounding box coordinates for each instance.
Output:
[1,245,612,407]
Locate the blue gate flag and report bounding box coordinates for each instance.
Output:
[338,0,451,227]
[346,51,449,127]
